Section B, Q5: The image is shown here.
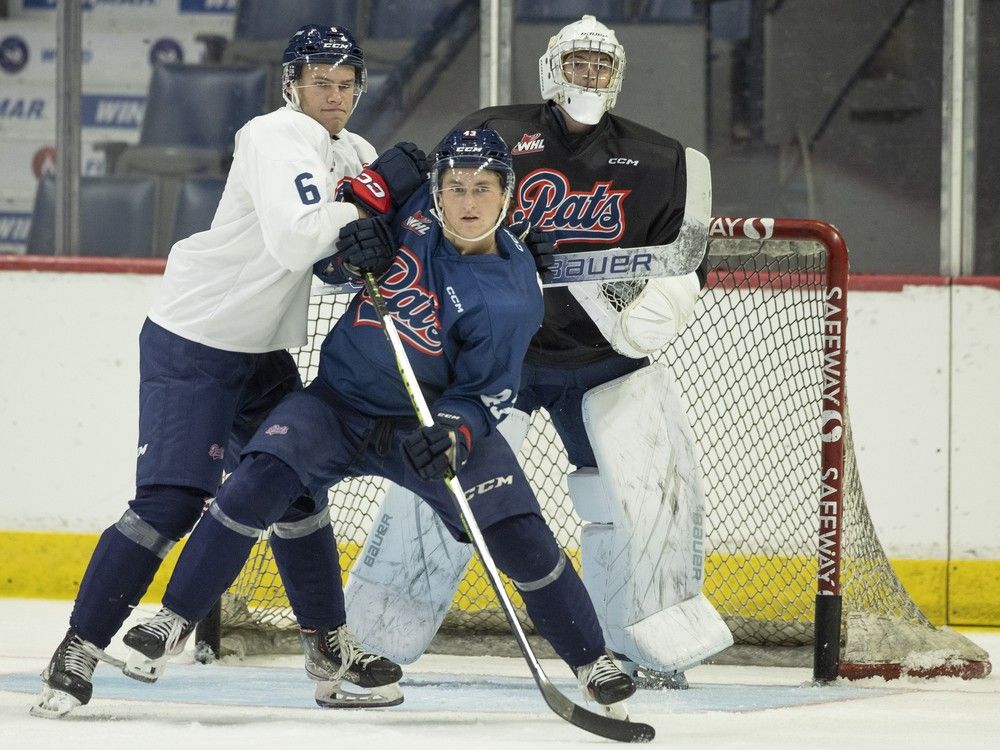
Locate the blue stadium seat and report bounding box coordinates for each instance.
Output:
[515,0,629,22]
[639,0,701,21]
[138,64,268,152]
[709,0,751,40]
[366,0,451,40]
[26,176,158,257]
[107,64,267,179]
[350,68,404,146]
[169,176,227,248]
[235,0,359,41]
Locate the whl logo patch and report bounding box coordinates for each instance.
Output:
[403,210,432,237]
[511,132,544,155]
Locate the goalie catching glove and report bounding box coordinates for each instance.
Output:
[509,220,556,276]
[314,216,395,284]
[402,413,472,481]
[338,142,428,220]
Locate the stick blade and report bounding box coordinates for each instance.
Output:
[540,680,655,743]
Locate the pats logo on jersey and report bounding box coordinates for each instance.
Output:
[511,168,631,244]
[403,210,433,237]
[355,246,442,355]
[511,132,544,155]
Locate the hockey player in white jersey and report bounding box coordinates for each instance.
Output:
[32,23,426,719]
[345,15,733,690]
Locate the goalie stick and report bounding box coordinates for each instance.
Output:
[314,147,710,297]
[361,270,655,744]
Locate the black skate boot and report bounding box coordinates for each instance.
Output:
[576,653,637,719]
[122,607,195,683]
[31,628,109,718]
[301,624,403,708]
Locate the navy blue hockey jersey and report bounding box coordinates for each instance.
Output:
[318,188,544,444]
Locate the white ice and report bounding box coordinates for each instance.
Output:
[0,599,996,749]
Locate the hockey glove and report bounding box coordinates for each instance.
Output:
[510,220,556,276]
[402,414,472,481]
[314,216,395,283]
[339,142,428,220]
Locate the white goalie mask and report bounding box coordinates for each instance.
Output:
[539,14,626,125]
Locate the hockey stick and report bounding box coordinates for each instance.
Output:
[315,148,710,298]
[361,271,655,744]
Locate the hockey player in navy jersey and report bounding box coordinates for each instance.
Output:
[32,24,428,718]
[118,128,638,714]
[346,15,734,690]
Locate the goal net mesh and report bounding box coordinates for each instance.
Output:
[216,227,989,678]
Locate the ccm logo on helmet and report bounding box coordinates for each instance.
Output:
[608,158,638,166]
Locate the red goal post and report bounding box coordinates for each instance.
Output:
[709,217,848,680]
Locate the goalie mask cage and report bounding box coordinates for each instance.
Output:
[211,217,990,682]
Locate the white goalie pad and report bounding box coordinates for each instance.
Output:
[576,363,733,672]
[344,410,529,664]
[570,147,710,359]
[345,485,471,664]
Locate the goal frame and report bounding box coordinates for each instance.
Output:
[705,217,849,682]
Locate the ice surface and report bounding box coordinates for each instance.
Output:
[1,599,996,750]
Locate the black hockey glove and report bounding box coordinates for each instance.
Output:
[339,142,428,220]
[314,216,395,283]
[402,414,472,481]
[509,220,556,276]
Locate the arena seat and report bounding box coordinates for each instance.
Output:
[26,175,159,257]
[167,176,228,250]
[234,0,358,42]
[108,64,268,178]
[515,0,629,22]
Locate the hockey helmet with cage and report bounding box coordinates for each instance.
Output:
[539,14,626,125]
[282,24,367,108]
[430,128,515,243]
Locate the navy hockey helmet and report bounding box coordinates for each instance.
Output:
[430,128,515,192]
[430,128,516,243]
[281,24,367,105]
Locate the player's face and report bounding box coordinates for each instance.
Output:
[561,49,615,90]
[293,63,358,135]
[438,167,506,250]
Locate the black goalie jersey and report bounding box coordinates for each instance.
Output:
[450,102,688,367]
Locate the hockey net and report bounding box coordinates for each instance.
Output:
[214,217,990,681]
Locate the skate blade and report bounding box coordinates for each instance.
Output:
[29,686,82,719]
[314,679,404,708]
[597,700,630,721]
[122,651,169,683]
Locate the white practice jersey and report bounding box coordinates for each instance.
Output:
[149,105,377,353]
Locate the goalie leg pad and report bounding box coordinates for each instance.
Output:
[575,364,732,671]
[345,483,471,664]
[344,410,529,663]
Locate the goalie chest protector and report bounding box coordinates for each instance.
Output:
[452,103,689,366]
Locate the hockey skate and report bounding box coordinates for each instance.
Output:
[31,628,123,718]
[301,625,404,708]
[575,653,636,720]
[122,606,195,683]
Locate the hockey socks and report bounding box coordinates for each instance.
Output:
[163,452,307,622]
[483,513,604,668]
[70,523,165,649]
[270,508,347,628]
